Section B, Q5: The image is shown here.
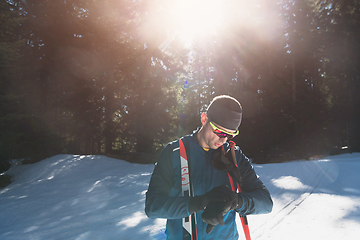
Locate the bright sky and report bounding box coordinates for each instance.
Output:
[161,0,278,48]
[170,0,226,47]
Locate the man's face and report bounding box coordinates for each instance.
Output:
[202,118,236,149]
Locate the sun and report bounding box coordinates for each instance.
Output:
[170,0,227,47]
[149,0,279,50]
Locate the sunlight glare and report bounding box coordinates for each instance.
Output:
[153,0,281,50]
[171,0,226,47]
[272,176,310,190]
[117,211,147,229]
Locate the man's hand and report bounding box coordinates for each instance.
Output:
[188,185,234,214]
[202,192,243,233]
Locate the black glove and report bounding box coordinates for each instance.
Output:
[202,192,243,234]
[188,185,234,214]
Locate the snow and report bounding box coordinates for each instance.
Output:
[1,153,360,240]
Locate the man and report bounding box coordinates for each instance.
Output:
[145,95,273,239]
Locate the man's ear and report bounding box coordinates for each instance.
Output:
[200,112,208,126]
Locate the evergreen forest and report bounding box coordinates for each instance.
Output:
[1,0,360,165]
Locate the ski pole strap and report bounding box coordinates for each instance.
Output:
[179,139,198,240]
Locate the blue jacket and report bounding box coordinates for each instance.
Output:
[145,132,273,240]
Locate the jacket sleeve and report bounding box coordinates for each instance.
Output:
[145,143,190,219]
[236,148,273,215]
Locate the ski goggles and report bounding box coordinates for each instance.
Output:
[209,121,239,139]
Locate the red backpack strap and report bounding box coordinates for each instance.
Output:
[179,139,198,240]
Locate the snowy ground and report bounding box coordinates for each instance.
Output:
[1,153,360,240]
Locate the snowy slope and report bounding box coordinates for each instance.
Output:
[1,153,360,240]
[245,154,360,240]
